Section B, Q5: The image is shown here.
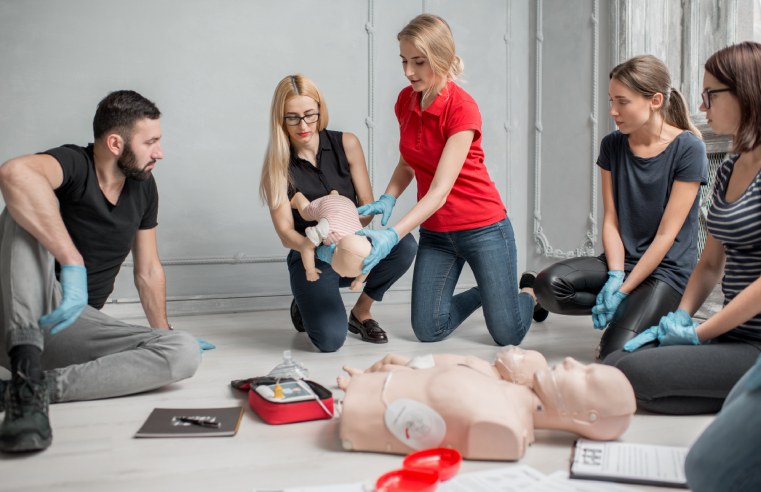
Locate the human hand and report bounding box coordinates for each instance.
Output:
[197,338,216,352]
[591,291,628,329]
[350,273,367,291]
[39,264,88,334]
[315,243,336,264]
[624,309,700,352]
[357,194,396,227]
[357,227,400,274]
[306,268,321,282]
[591,270,626,329]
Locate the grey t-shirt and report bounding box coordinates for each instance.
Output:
[596,130,708,294]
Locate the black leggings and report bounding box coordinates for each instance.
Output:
[604,340,761,414]
[534,256,682,359]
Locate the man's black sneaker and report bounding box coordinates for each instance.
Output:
[290,298,305,333]
[0,371,52,453]
[520,271,549,322]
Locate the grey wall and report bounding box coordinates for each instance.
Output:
[0,0,528,316]
[0,0,750,318]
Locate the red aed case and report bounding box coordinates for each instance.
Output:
[231,377,333,425]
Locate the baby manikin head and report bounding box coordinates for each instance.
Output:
[332,234,372,278]
[494,346,548,388]
[532,357,636,440]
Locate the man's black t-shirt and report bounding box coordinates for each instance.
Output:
[43,144,159,309]
[287,130,358,235]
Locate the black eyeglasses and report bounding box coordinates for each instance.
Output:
[284,113,320,126]
[701,88,732,109]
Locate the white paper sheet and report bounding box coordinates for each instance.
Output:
[570,439,688,486]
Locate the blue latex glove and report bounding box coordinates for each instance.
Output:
[624,309,700,352]
[315,243,336,264]
[357,194,397,227]
[591,291,628,329]
[591,270,626,329]
[197,338,216,352]
[357,227,400,274]
[39,265,88,334]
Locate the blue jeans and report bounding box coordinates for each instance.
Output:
[410,218,533,345]
[685,354,761,491]
[288,234,417,352]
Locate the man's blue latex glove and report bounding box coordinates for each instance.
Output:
[357,194,396,227]
[315,243,336,264]
[39,265,88,334]
[591,270,626,329]
[357,227,400,274]
[197,338,216,352]
[591,291,628,329]
[624,309,700,352]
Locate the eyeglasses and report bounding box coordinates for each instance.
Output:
[284,113,320,126]
[701,88,732,109]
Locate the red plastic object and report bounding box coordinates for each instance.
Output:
[375,468,439,492]
[247,380,333,425]
[403,447,462,481]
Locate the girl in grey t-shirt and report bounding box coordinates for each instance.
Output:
[531,55,707,360]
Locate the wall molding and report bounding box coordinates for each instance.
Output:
[123,255,285,267]
[504,1,513,212]
[103,288,415,320]
[365,0,377,186]
[532,0,599,258]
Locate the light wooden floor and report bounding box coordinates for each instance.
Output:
[0,301,712,492]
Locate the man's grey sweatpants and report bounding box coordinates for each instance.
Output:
[0,209,201,403]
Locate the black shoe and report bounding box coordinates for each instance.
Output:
[0,371,52,453]
[290,299,305,333]
[0,379,6,413]
[520,271,549,322]
[348,312,388,344]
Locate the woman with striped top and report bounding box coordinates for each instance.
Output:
[607,42,761,415]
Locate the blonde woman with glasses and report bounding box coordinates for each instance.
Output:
[259,74,416,352]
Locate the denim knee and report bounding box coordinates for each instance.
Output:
[685,443,719,492]
[685,439,761,491]
[395,234,418,269]
[309,331,346,353]
[412,328,444,343]
[164,330,201,381]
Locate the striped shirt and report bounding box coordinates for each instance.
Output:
[706,155,761,341]
[302,194,362,245]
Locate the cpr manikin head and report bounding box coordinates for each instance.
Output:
[494,346,548,388]
[532,357,636,440]
[332,233,371,278]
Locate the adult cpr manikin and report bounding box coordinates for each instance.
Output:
[338,348,635,460]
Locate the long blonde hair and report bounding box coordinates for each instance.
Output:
[259,74,329,208]
[397,14,464,101]
[610,55,701,138]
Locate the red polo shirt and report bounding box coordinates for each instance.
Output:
[395,81,506,232]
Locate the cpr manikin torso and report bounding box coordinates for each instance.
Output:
[338,348,636,461]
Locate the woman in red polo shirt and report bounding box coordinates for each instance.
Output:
[357,14,537,345]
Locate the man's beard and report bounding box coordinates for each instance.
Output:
[117,143,154,181]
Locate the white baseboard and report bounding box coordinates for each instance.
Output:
[101,289,415,322]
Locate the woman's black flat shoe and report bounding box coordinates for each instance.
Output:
[348,312,388,344]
